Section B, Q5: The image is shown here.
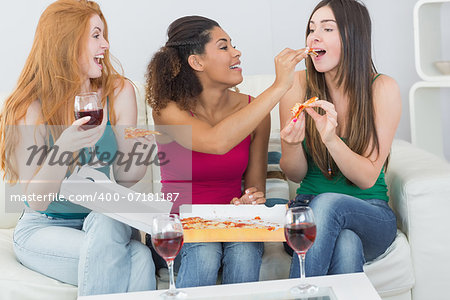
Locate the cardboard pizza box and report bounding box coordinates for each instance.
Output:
[60,165,172,233]
[179,204,286,243]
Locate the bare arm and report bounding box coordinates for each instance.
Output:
[111,79,151,187]
[15,101,105,211]
[154,48,309,155]
[279,71,308,183]
[307,75,401,189]
[239,111,271,204]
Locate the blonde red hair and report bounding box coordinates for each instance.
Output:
[0,0,124,182]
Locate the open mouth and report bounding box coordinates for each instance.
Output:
[94,54,104,67]
[312,49,326,57]
[230,64,241,70]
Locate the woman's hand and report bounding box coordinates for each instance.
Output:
[280,111,306,145]
[273,48,309,91]
[54,116,106,152]
[305,100,338,144]
[231,187,266,205]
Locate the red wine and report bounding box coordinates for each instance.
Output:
[152,231,184,261]
[285,222,316,253]
[75,109,103,129]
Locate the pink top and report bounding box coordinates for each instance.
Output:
[158,95,252,212]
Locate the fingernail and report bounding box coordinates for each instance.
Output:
[293,118,297,123]
[249,194,254,199]
[235,201,240,205]
[245,190,250,194]
[252,201,256,205]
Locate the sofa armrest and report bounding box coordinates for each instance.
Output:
[386,139,450,300]
[386,139,450,236]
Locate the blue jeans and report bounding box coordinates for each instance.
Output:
[176,242,264,288]
[13,210,156,296]
[289,193,397,277]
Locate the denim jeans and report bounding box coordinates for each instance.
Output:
[13,210,156,296]
[176,242,264,288]
[289,193,397,277]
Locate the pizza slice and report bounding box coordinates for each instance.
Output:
[124,127,161,139]
[290,96,318,119]
[308,48,319,57]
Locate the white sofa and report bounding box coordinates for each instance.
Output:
[1,76,450,300]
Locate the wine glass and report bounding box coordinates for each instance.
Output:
[284,206,318,295]
[152,214,186,299]
[74,92,103,162]
[74,92,103,129]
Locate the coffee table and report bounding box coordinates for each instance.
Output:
[78,272,381,300]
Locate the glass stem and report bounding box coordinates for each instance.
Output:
[298,252,306,279]
[167,259,176,292]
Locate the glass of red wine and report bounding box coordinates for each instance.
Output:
[74,92,103,162]
[152,214,186,299]
[74,92,103,129]
[285,206,318,295]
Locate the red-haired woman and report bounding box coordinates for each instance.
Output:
[0,0,155,295]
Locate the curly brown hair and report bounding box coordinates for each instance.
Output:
[145,16,220,114]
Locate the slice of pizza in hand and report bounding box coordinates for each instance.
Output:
[308,48,319,57]
[124,127,161,139]
[290,96,319,119]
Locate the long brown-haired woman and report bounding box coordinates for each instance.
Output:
[146,16,308,287]
[279,0,401,278]
[0,0,155,295]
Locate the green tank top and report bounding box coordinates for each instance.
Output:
[26,97,118,219]
[296,73,388,202]
[296,140,388,201]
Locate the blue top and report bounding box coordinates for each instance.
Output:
[26,97,118,219]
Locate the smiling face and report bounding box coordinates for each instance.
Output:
[79,14,109,82]
[306,6,341,75]
[194,26,243,87]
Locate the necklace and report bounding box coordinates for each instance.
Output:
[327,152,332,176]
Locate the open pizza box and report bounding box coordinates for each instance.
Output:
[179,204,287,243]
[60,165,172,233]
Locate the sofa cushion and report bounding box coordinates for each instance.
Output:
[0,228,77,300]
[0,182,21,229]
[258,231,414,297]
[364,231,414,297]
[133,81,149,128]
[266,133,290,207]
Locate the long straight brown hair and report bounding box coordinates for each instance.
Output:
[304,0,383,180]
[0,0,124,182]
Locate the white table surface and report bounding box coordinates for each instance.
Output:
[78,272,381,300]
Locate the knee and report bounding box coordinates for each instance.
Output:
[177,243,222,287]
[226,242,263,261]
[133,242,155,271]
[84,213,131,243]
[181,243,222,272]
[130,241,157,290]
[309,193,344,225]
[337,230,362,253]
[330,229,364,274]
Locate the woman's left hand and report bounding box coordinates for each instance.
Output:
[231,187,266,205]
[305,100,338,144]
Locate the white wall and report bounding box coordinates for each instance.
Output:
[2,0,448,158]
